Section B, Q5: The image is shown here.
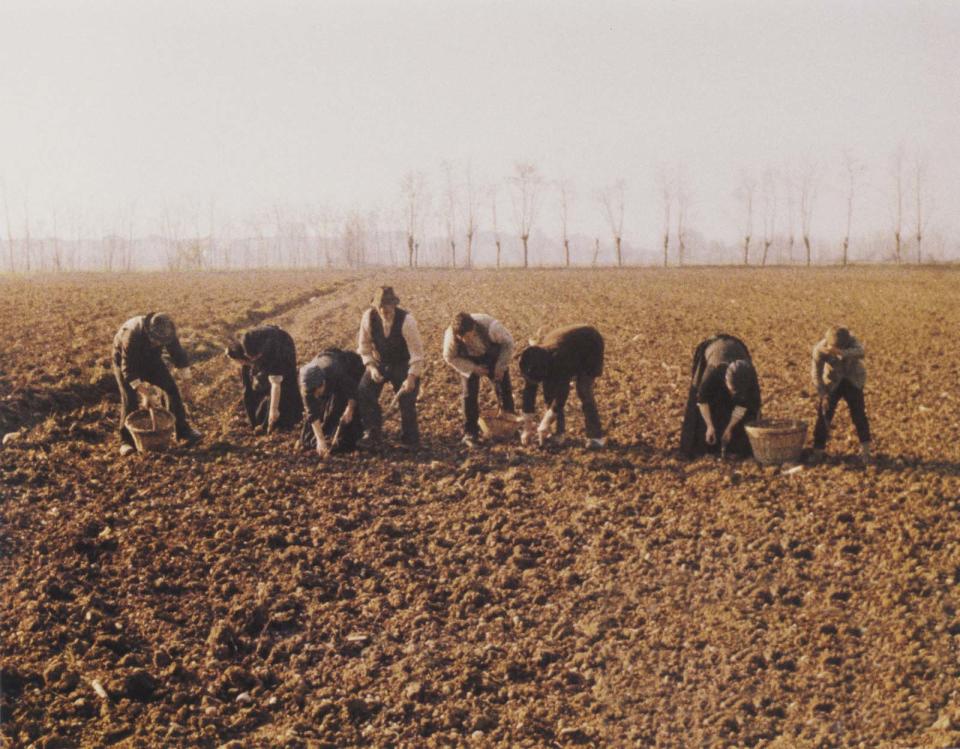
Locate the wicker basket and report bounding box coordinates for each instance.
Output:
[125,408,176,453]
[744,419,807,465]
[478,410,520,441]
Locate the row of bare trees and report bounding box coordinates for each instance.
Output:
[0,149,939,272]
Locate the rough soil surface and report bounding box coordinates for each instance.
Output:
[2,267,959,748]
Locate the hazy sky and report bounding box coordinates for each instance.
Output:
[1,0,958,251]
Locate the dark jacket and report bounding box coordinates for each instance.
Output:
[521,325,604,413]
[300,349,365,425]
[113,313,188,384]
[229,325,303,429]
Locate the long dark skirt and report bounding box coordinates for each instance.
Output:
[299,394,363,453]
[679,385,753,458]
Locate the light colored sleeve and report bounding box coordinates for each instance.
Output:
[357,309,376,367]
[488,318,514,372]
[811,341,827,393]
[443,326,476,378]
[402,313,425,377]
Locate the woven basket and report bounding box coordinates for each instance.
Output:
[744,419,807,465]
[125,408,176,453]
[478,410,520,441]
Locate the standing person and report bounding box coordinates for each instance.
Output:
[679,334,761,459]
[810,325,872,465]
[226,325,303,433]
[112,312,201,456]
[442,312,516,447]
[357,286,425,447]
[518,325,606,449]
[299,348,365,458]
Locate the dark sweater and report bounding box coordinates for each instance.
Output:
[300,349,365,423]
[113,314,188,383]
[522,325,604,413]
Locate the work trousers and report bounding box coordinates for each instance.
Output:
[544,374,603,439]
[462,371,515,437]
[358,368,420,445]
[813,380,871,449]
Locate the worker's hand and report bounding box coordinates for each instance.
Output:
[316,439,330,459]
[133,380,152,396]
[493,366,507,382]
[267,410,280,434]
[519,413,537,446]
[537,426,551,447]
[367,366,385,384]
[399,374,417,395]
[705,425,717,445]
[721,427,733,447]
[341,401,356,425]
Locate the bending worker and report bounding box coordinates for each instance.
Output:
[679,333,761,458]
[112,312,201,455]
[442,312,516,448]
[518,325,606,449]
[357,286,425,448]
[299,348,365,458]
[226,324,303,433]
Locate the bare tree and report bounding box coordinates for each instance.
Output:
[841,151,865,266]
[490,185,503,269]
[735,172,756,265]
[2,179,16,272]
[22,191,32,272]
[509,162,542,269]
[658,169,671,267]
[782,172,796,264]
[591,237,600,267]
[760,169,777,266]
[558,177,574,267]
[442,161,458,268]
[890,144,905,264]
[341,210,366,268]
[599,179,626,267]
[400,170,426,269]
[798,164,818,266]
[676,172,690,267]
[914,153,927,264]
[50,208,63,272]
[462,164,478,269]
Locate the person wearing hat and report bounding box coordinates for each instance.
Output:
[810,325,871,464]
[226,324,303,434]
[442,312,516,447]
[298,348,365,458]
[112,312,201,455]
[679,333,761,458]
[518,325,606,449]
[356,286,425,447]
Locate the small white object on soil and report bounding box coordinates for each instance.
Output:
[782,464,804,476]
[90,679,108,699]
[2,431,23,446]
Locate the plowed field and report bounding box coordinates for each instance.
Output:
[2,268,959,748]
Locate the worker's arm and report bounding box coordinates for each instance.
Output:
[698,403,716,444]
[442,327,476,378]
[402,314,425,378]
[267,375,283,432]
[488,319,514,378]
[721,406,748,445]
[311,420,329,457]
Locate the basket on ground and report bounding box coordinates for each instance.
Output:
[125,408,176,453]
[478,410,520,441]
[745,419,807,465]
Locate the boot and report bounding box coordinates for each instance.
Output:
[859,442,873,466]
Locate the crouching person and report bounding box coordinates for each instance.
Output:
[519,325,605,449]
[113,312,200,456]
[679,334,761,459]
[299,348,365,459]
[226,325,303,433]
[442,312,516,448]
[357,286,424,447]
[811,325,872,465]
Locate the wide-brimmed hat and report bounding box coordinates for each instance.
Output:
[825,326,852,349]
[372,286,400,307]
[147,313,176,345]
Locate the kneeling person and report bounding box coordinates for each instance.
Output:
[113,312,200,455]
[227,325,303,433]
[299,348,365,458]
[519,325,605,448]
[442,312,516,447]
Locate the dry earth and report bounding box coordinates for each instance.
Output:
[1,267,959,748]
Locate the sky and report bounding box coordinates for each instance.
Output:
[1,0,958,257]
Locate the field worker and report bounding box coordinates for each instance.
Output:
[112,312,201,456]
[442,312,516,448]
[810,325,872,465]
[357,286,425,447]
[518,325,606,449]
[679,334,761,459]
[299,348,365,458]
[226,324,303,434]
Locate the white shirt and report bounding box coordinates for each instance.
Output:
[442,313,514,378]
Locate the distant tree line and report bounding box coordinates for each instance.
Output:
[0,146,945,272]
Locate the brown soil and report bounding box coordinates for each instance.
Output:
[2,268,959,748]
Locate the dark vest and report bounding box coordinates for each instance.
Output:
[370,307,410,369]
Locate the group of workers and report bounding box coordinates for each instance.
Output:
[111,285,872,464]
